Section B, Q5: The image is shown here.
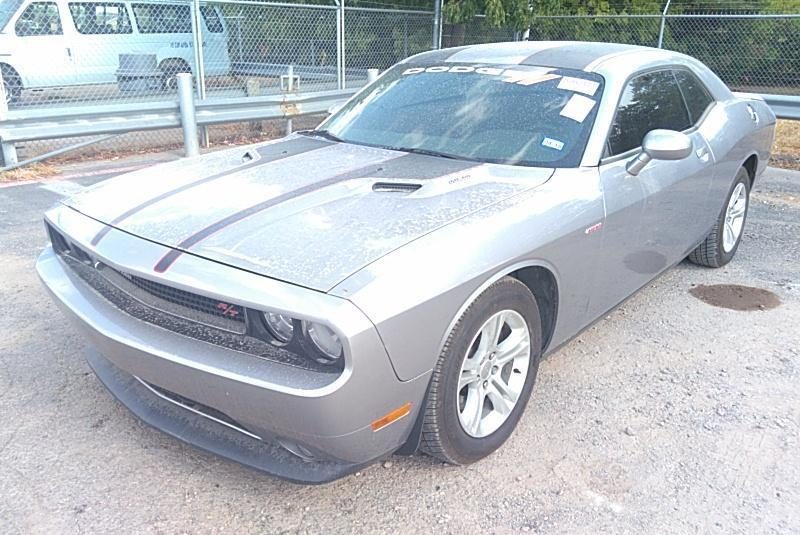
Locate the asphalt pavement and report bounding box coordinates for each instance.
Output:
[0,162,798,534]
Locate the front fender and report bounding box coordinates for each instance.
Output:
[331,168,605,381]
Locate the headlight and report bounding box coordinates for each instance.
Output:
[263,311,294,343]
[304,321,343,363]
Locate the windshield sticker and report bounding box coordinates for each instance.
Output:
[559,94,596,123]
[401,66,556,82]
[500,69,560,86]
[557,76,600,96]
[541,137,565,151]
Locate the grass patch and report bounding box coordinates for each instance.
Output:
[770,119,800,171]
[0,163,59,183]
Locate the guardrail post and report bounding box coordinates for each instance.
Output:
[286,65,294,135]
[367,69,379,83]
[0,72,18,167]
[177,73,200,158]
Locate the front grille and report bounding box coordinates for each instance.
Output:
[104,268,246,333]
[47,223,340,374]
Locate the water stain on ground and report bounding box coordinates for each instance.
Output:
[689,284,782,311]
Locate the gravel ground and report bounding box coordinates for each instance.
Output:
[0,164,798,535]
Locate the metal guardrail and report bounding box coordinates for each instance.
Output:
[762,94,800,121]
[0,73,362,169]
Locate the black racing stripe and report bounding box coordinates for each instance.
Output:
[403,46,469,66]
[90,136,329,246]
[153,155,405,273]
[151,151,479,273]
[520,43,639,70]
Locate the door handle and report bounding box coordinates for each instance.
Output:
[66,47,72,58]
[747,104,760,124]
[696,146,710,162]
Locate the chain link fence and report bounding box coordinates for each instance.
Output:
[442,15,518,47]
[1,0,797,166]
[0,0,438,162]
[528,2,800,96]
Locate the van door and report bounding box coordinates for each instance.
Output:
[9,0,72,89]
[65,1,134,84]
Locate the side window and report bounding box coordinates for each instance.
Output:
[607,70,691,156]
[132,3,191,34]
[674,69,714,124]
[200,5,222,33]
[69,2,132,34]
[15,2,62,36]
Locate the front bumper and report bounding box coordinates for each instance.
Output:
[37,230,429,482]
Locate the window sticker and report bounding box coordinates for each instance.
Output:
[401,65,557,84]
[559,94,596,123]
[541,137,565,151]
[501,70,560,86]
[557,76,600,96]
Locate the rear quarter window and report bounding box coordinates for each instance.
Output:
[674,69,714,124]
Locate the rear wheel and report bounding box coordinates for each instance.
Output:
[1,65,22,105]
[420,277,542,465]
[688,167,750,268]
[159,59,191,91]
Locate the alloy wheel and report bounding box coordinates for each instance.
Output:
[722,182,747,253]
[456,309,531,438]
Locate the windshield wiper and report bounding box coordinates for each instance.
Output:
[298,129,344,143]
[386,146,466,160]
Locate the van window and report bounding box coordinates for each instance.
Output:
[69,2,132,34]
[200,5,222,33]
[1,0,26,32]
[15,2,62,36]
[132,3,191,34]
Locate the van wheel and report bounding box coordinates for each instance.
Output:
[1,65,22,105]
[159,59,191,91]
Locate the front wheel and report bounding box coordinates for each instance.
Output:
[420,277,542,465]
[688,166,750,268]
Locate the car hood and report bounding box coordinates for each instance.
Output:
[65,135,554,291]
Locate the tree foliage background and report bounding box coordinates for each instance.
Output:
[221,0,798,92]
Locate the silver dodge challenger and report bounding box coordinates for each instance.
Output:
[38,42,775,483]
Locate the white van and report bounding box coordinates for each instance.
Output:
[0,0,230,101]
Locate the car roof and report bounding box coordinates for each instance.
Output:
[407,41,683,73]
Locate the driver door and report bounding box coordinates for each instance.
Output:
[588,69,713,318]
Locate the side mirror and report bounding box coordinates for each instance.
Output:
[626,129,693,176]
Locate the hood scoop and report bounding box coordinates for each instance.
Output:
[372,182,422,193]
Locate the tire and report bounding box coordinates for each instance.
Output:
[688,166,751,268]
[1,65,22,105]
[420,276,542,465]
[159,59,190,91]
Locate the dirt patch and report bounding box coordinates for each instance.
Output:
[689,284,782,311]
[771,119,800,171]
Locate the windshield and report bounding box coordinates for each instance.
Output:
[0,0,25,32]
[322,63,604,168]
